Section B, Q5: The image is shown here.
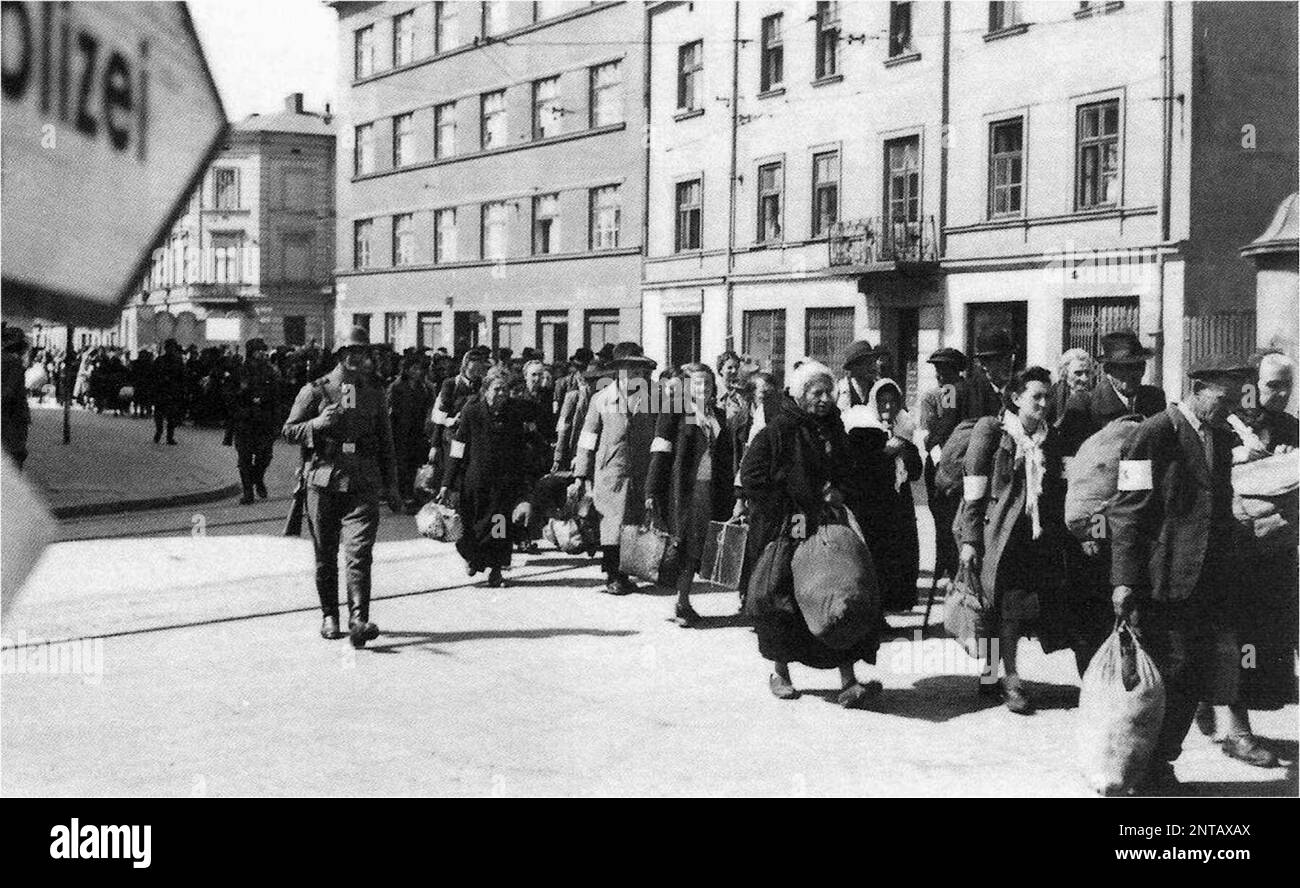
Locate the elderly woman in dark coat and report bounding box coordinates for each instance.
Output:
[844,378,923,612]
[958,366,1070,714]
[739,360,882,709]
[645,363,740,628]
[437,367,544,588]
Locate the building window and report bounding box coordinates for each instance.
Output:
[885,135,920,223]
[212,167,239,210]
[675,179,702,252]
[677,41,703,111]
[743,309,787,377]
[888,2,913,58]
[393,113,415,167]
[1076,99,1120,209]
[434,102,456,158]
[393,213,416,266]
[812,150,839,237]
[532,76,562,140]
[393,10,415,66]
[756,161,783,243]
[417,312,443,351]
[589,61,622,127]
[815,2,840,79]
[988,1,1023,31]
[354,25,375,78]
[585,310,620,350]
[481,90,506,150]
[384,312,406,347]
[589,184,621,250]
[667,315,702,369]
[284,316,307,347]
[536,311,569,363]
[434,208,457,263]
[532,193,560,255]
[352,314,373,339]
[988,118,1024,218]
[1064,296,1140,357]
[482,201,508,260]
[482,0,508,36]
[354,123,375,175]
[435,1,461,53]
[353,219,373,269]
[211,232,244,283]
[760,14,783,92]
[805,307,855,369]
[494,311,523,352]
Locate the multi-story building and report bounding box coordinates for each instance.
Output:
[332,1,645,361]
[121,93,337,353]
[644,1,1297,400]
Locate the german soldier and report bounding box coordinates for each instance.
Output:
[283,326,402,646]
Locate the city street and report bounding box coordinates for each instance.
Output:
[2,412,1295,798]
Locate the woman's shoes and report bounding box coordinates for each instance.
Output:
[672,602,701,627]
[1002,677,1035,715]
[1194,701,1217,737]
[487,568,504,588]
[838,679,883,710]
[1220,734,1279,768]
[769,673,799,700]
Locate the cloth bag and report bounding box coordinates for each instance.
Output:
[413,464,439,497]
[943,562,993,660]
[1232,451,1300,549]
[1064,415,1142,540]
[415,501,463,543]
[744,518,796,619]
[619,518,679,585]
[1077,622,1167,796]
[791,510,880,650]
[698,519,749,591]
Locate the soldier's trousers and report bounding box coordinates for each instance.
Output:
[235,438,274,493]
[305,487,380,622]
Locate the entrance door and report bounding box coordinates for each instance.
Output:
[667,314,701,370]
[453,311,486,356]
[894,307,919,402]
[966,301,1027,370]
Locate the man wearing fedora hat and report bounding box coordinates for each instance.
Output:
[1060,330,1166,454]
[914,347,968,585]
[1110,355,1255,788]
[960,328,1017,420]
[835,340,887,412]
[227,338,282,504]
[283,326,402,646]
[570,342,658,595]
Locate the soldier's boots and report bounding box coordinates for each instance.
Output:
[348,617,380,649]
[239,469,255,505]
[254,480,268,499]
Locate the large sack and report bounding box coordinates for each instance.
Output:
[1232,451,1300,548]
[415,501,463,543]
[1065,415,1142,540]
[744,531,796,619]
[933,419,978,497]
[791,512,880,649]
[1077,622,1166,796]
[619,518,679,585]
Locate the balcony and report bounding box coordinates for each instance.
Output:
[828,216,939,272]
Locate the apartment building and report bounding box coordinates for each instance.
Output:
[332,1,644,361]
[643,1,1297,399]
[122,94,338,353]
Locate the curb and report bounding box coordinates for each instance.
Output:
[51,483,245,520]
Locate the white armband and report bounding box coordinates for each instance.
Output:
[963,475,989,502]
[449,440,466,459]
[650,436,673,454]
[929,445,942,465]
[1117,459,1153,491]
[578,431,599,451]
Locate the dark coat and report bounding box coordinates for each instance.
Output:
[387,377,435,452]
[1109,405,1239,603]
[227,360,282,444]
[646,408,738,566]
[849,426,923,611]
[958,368,1005,422]
[1059,376,1165,455]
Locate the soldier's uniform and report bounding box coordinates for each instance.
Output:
[228,339,282,503]
[283,330,398,646]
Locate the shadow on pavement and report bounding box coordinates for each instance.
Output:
[882,675,1016,722]
[364,627,638,653]
[498,577,608,589]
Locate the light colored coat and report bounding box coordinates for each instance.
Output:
[572,380,657,545]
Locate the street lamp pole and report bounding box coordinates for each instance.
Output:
[62,325,73,444]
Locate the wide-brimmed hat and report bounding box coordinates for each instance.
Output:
[842,340,887,370]
[1187,353,1253,381]
[1098,330,1154,366]
[927,347,967,369]
[609,341,657,371]
[974,328,1017,358]
[570,346,594,365]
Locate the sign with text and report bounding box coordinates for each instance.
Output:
[1,1,226,325]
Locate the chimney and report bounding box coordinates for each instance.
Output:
[285,93,304,114]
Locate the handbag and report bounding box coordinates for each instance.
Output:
[744,515,797,619]
[699,518,749,591]
[619,516,678,585]
[943,561,994,660]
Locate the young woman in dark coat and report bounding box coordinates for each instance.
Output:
[645,363,741,627]
[437,368,544,587]
[739,360,882,709]
[957,366,1069,714]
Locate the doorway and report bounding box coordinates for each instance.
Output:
[667,314,701,370]
[453,311,486,357]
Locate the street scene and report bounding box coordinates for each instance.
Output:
[2,0,1298,801]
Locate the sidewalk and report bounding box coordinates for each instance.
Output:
[22,404,289,518]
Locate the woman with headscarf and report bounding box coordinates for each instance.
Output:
[437,367,543,588]
[957,366,1070,714]
[645,363,740,627]
[843,378,923,612]
[739,360,882,708]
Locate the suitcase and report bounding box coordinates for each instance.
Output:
[698,519,748,590]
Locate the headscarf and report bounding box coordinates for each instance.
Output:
[788,360,834,403]
[843,378,914,491]
[1001,407,1047,539]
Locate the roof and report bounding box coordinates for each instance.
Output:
[1241,192,1299,258]
[233,111,335,137]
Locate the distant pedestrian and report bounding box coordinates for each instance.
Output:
[387,354,435,512]
[152,339,186,444]
[2,326,32,469]
[227,338,282,504]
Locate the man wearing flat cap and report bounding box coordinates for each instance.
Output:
[1109,354,1253,790]
[914,347,968,585]
[283,326,402,646]
[1060,330,1166,453]
[226,338,282,504]
[835,340,887,412]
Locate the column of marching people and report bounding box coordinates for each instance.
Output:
[277,324,1297,794]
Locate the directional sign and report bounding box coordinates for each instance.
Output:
[1,1,226,326]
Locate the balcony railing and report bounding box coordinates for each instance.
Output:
[828,215,938,267]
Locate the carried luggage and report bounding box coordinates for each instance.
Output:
[1077,621,1166,796]
[698,519,749,591]
[744,519,797,619]
[942,562,993,660]
[1232,450,1299,549]
[791,509,880,650]
[413,463,439,497]
[415,500,464,543]
[619,517,679,586]
[933,419,979,497]
[1064,415,1143,540]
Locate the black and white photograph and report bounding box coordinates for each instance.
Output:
[2,0,1297,821]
